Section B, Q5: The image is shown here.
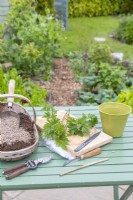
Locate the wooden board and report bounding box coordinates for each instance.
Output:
[36,110,112,157]
[67,128,112,157]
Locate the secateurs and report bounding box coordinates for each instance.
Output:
[3,155,52,180]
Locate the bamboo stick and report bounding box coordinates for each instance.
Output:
[60,158,109,176]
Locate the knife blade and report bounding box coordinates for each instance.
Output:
[3,155,52,180]
[74,131,101,152]
[63,148,102,166]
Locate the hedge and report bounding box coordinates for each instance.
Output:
[36,0,133,17]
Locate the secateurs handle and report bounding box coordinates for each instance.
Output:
[3,160,38,180]
[5,166,29,180]
[3,163,26,175]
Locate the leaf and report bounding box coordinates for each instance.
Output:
[67,113,98,136]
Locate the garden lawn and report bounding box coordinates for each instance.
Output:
[61,16,133,61]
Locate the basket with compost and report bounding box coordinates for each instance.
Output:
[0,80,39,161]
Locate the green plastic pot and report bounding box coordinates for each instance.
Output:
[98,102,131,137]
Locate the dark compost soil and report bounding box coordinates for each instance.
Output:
[0,104,35,151]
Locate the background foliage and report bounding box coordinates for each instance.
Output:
[35,0,133,17]
[36,0,54,15]
[114,15,133,45]
[0,0,62,79]
[117,88,133,113]
[68,0,120,17]
[118,0,133,14]
[69,43,133,106]
[0,68,47,106]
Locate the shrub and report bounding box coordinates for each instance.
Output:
[68,0,120,17]
[119,0,133,14]
[0,0,62,79]
[89,43,113,65]
[36,0,54,15]
[35,0,133,17]
[114,15,133,45]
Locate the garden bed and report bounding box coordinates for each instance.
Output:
[40,58,82,106]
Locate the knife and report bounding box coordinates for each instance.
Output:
[74,131,101,152]
[3,155,52,180]
[63,148,102,166]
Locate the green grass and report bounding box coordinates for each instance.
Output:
[60,16,133,61]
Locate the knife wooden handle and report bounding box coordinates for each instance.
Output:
[6,166,29,180]
[80,148,102,159]
[3,163,26,175]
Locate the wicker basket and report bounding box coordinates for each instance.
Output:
[0,94,39,161]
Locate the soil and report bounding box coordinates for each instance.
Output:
[40,58,82,106]
[0,105,35,151]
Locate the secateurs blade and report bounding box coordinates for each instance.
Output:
[3,155,52,180]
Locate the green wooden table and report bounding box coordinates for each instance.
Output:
[0,106,133,200]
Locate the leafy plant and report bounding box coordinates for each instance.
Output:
[79,91,96,104]
[0,24,4,39]
[89,43,113,65]
[69,42,131,106]
[95,89,117,104]
[67,114,98,136]
[68,52,91,80]
[81,76,98,92]
[0,69,7,94]
[76,62,126,104]
[42,107,98,149]
[98,63,126,93]
[114,15,133,45]
[0,68,47,106]
[76,89,117,106]
[117,88,133,113]
[42,109,69,149]
[68,43,116,80]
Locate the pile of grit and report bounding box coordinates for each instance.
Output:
[0,113,35,151]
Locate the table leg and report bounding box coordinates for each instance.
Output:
[114,185,119,200]
[0,190,2,200]
[120,185,133,200]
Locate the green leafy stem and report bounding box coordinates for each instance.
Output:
[41,108,98,149]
